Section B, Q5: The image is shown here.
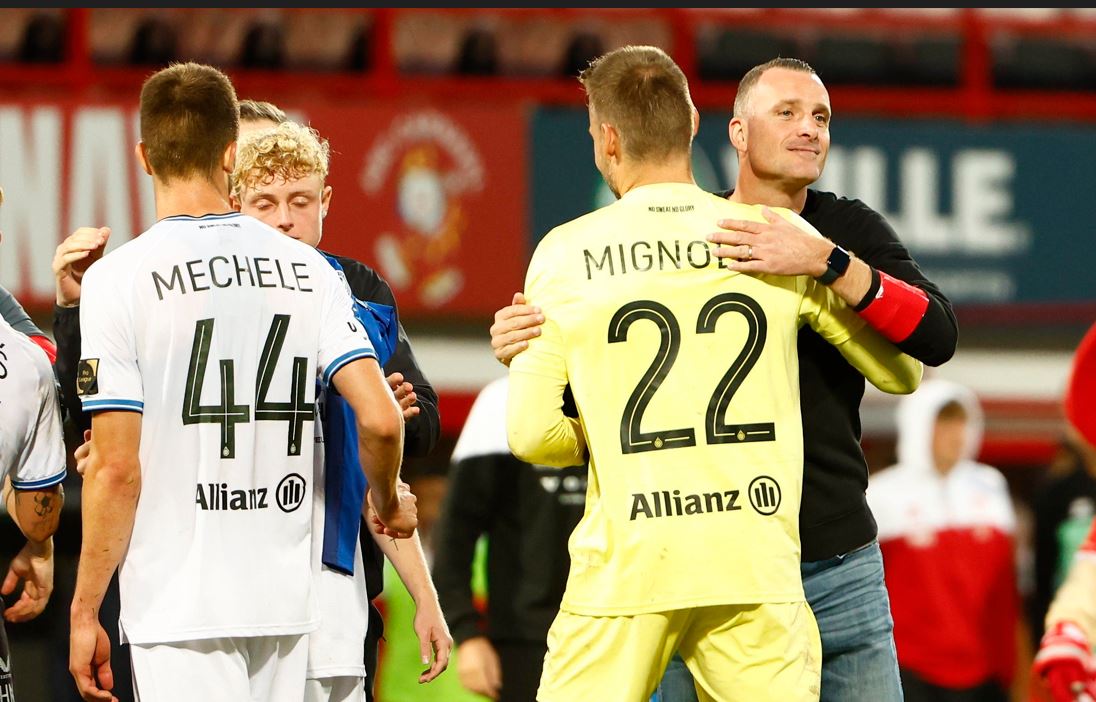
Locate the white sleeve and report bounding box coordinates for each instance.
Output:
[78,262,144,413]
[11,363,67,490]
[315,262,377,386]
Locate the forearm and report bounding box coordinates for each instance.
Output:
[385,331,441,458]
[403,385,440,458]
[53,304,91,432]
[507,371,586,467]
[375,530,438,605]
[357,422,404,505]
[72,459,140,615]
[836,326,923,395]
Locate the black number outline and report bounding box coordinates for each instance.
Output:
[255,314,315,456]
[181,318,250,458]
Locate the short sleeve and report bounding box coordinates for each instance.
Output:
[316,263,377,386]
[79,263,145,413]
[11,368,67,489]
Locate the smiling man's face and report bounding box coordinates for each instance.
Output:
[737,67,832,188]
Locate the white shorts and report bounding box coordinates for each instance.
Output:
[130,634,307,702]
[304,676,367,702]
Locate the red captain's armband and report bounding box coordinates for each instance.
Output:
[29,334,57,364]
[857,271,930,344]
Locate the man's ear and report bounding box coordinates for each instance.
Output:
[135,142,153,176]
[602,122,620,162]
[691,107,700,137]
[228,193,242,212]
[728,117,747,153]
[321,185,333,218]
[222,141,237,174]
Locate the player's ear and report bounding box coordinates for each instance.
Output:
[602,123,620,162]
[321,185,332,218]
[135,142,153,176]
[222,140,237,174]
[228,193,242,212]
[691,107,700,138]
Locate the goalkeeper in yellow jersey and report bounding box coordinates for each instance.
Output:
[506,45,922,702]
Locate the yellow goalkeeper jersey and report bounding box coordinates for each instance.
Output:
[508,182,921,616]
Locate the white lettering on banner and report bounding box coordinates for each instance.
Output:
[68,109,133,251]
[0,107,62,298]
[0,105,152,304]
[816,146,1031,256]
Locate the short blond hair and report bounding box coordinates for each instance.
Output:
[579,45,694,162]
[232,121,329,198]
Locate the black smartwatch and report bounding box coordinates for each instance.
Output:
[816,244,852,286]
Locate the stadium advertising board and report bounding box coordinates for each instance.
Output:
[532,108,1096,316]
[0,100,527,319]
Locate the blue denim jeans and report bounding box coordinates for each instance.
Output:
[651,540,902,702]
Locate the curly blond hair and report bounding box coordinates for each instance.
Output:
[232,121,330,198]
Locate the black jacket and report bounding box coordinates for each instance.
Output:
[720,188,958,561]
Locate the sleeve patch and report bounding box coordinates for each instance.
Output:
[76,358,99,396]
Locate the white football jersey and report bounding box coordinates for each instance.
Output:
[0,318,66,491]
[307,393,369,679]
[78,212,376,645]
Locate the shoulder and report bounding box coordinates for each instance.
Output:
[0,323,53,394]
[804,189,892,233]
[319,251,393,304]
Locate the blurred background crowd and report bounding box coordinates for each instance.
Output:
[1,7,1095,701]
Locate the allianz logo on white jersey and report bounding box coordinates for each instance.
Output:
[195,473,307,513]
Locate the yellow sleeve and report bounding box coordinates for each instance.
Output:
[800,278,923,395]
[506,234,588,468]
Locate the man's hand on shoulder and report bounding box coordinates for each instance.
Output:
[709,207,831,277]
[489,292,544,367]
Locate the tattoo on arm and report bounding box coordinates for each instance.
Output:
[33,493,55,518]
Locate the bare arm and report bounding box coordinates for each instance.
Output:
[331,357,414,537]
[70,409,141,701]
[372,525,453,682]
[2,480,63,623]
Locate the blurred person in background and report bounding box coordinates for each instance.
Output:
[1032,436,1096,645]
[867,378,1023,702]
[432,376,586,701]
[1032,321,1096,702]
[491,56,957,702]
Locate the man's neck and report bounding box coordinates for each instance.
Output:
[153,177,233,221]
[615,159,695,197]
[730,169,810,213]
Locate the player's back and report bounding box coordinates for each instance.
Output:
[0,317,66,490]
[78,212,374,644]
[517,182,840,615]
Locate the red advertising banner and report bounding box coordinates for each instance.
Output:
[296,103,527,319]
[0,99,527,320]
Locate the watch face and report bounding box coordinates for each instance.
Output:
[829,245,852,276]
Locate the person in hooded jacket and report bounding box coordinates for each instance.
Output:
[867,379,1020,702]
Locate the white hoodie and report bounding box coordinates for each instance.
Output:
[867,378,1018,689]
